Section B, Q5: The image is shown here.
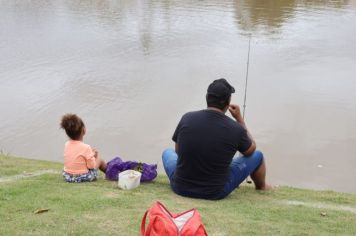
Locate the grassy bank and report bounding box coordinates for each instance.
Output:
[1,155,356,235]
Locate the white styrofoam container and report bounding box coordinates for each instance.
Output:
[118,170,142,190]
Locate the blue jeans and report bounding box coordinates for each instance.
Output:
[162,148,264,199]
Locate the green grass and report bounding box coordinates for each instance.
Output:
[1,155,356,235]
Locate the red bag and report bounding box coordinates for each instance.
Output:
[141,201,208,236]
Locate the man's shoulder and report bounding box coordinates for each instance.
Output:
[181,110,205,119]
[225,116,245,132]
[182,110,240,128]
[224,115,240,126]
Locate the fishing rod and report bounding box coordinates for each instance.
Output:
[242,35,251,121]
[244,35,253,184]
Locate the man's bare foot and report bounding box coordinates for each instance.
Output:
[257,183,276,191]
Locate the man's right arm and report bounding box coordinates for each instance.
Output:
[238,119,256,156]
[229,104,256,157]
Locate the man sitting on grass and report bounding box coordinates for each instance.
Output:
[162,78,272,200]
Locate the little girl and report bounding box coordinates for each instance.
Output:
[60,113,107,183]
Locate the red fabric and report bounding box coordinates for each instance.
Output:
[141,201,207,236]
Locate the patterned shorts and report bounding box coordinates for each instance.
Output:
[62,169,98,183]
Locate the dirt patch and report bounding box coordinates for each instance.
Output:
[104,192,120,198]
[0,169,59,183]
[282,200,356,214]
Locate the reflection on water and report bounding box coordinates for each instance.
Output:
[0,0,356,194]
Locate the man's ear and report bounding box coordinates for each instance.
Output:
[226,96,232,107]
[224,96,232,112]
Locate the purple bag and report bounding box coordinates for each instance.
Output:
[105,157,157,182]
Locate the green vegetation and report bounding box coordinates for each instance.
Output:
[1,155,356,235]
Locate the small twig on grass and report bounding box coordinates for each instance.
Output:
[34,208,50,214]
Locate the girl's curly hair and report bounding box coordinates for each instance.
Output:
[60,114,85,140]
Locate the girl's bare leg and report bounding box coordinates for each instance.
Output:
[95,158,107,173]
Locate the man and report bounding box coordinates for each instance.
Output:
[162,78,272,200]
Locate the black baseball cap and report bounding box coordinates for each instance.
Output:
[207,78,235,98]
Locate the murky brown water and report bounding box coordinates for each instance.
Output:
[1,0,356,193]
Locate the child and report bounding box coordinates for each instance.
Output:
[60,113,107,183]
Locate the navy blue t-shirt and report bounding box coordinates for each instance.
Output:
[172,109,252,198]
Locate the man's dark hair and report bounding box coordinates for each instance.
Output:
[206,94,231,110]
[206,78,235,110]
[60,114,85,140]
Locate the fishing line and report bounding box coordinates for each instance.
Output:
[242,35,251,120]
[243,35,253,184]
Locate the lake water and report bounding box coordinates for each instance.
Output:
[1,0,356,194]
